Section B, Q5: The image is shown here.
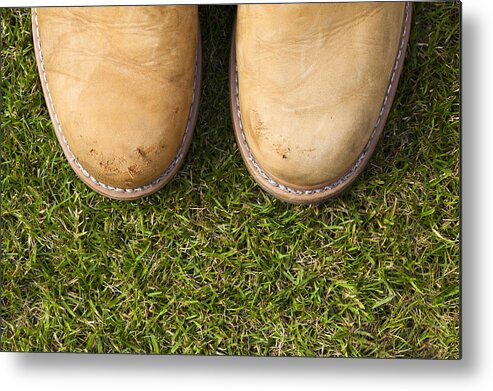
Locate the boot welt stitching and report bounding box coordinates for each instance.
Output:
[234,2,410,196]
[33,8,198,194]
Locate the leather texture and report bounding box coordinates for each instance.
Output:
[236,2,407,189]
[34,6,198,190]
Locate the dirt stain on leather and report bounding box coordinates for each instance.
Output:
[137,147,148,159]
[273,143,291,159]
[251,109,269,140]
[136,146,157,163]
[127,165,140,178]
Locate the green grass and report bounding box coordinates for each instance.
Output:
[1,3,460,358]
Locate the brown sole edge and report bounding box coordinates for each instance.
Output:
[32,8,202,201]
[229,2,412,205]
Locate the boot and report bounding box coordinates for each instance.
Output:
[230,2,412,203]
[32,6,201,200]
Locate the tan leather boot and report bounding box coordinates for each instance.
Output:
[230,2,412,204]
[32,6,201,200]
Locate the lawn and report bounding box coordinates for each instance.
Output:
[1,3,460,358]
